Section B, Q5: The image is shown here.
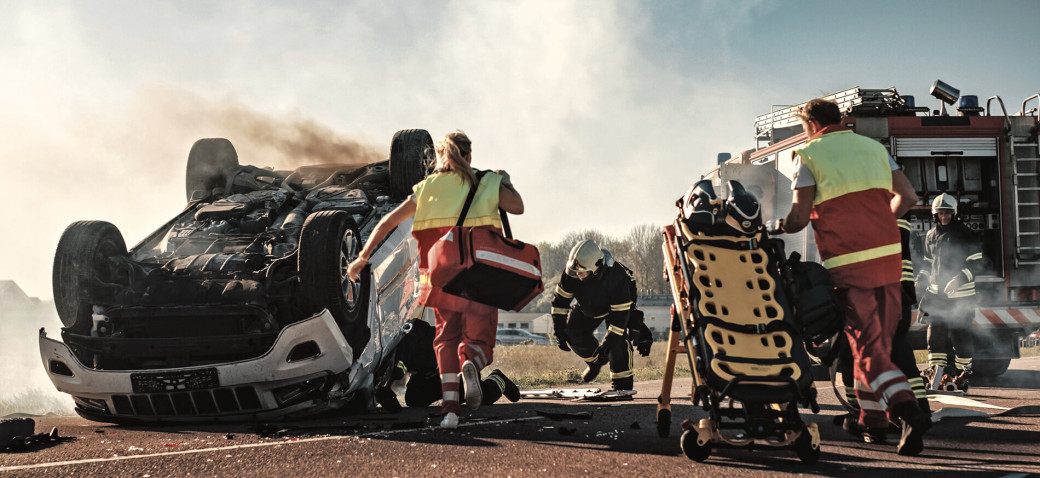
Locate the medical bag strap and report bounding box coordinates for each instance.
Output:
[499,209,513,239]
[455,170,489,227]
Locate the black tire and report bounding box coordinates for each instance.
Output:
[389,129,434,198]
[972,358,1011,377]
[298,211,368,326]
[186,138,239,202]
[794,425,821,464]
[680,429,711,462]
[52,221,128,334]
[656,408,671,438]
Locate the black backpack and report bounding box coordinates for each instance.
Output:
[784,252,845,345]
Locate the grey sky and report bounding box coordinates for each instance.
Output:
[1,0,1038,299]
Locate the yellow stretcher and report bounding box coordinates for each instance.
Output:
[656,220,822,463]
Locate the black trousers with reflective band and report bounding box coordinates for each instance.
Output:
[566,307,633,387]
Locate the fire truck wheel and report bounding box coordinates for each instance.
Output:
[52,221,128,335]
[185,138,239,202]
[389,129,434,198]
[298,210,368,327]
[972,358,1011,377]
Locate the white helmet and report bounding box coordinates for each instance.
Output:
[931,193,958,215]
[566,239,605,279]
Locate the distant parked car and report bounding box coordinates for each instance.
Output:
[496,328,550,346]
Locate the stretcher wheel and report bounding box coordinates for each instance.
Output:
[656,408,671,438]
[680,429,711,462]
[794,425,820,464]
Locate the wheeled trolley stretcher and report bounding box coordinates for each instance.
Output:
[656,181,822,464]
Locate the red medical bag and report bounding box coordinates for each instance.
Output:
[427,174,544,311]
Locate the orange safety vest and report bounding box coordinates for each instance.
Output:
[794,129,900,288]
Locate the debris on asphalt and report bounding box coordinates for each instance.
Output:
[224,433,235,440]
[1,423,76,453]
[629,421,641,430]
[536,410,594,421]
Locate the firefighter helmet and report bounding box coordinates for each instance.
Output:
[722,180,763,235]
[931,193,958,215]
[679,180,723,230]
[566,239,604,279]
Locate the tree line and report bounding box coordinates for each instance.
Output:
[523,224,668,313]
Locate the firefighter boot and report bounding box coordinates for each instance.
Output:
[893,401,932,456]
[582,359,605,383]
[841,413,887,444]
[488,369,521,402]
[610,376,634,400]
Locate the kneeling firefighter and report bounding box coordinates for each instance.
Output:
[551,239,654,392]
[375,319,521,412]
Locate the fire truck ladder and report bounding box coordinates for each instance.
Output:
[992,94,1040,265]
[754,87,903,147]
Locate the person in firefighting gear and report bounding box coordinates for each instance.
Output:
[374,319,521,412]
[835,214,932,443]
[551,239,654,393]
[916,193,984,392]
[770,98,930,456]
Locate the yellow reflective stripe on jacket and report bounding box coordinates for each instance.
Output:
[967,252,983,261]
[822,243,901,269]
[412,171,503,232]
[610,301,633,311]
[551,307,569,316]
[608,325,625,335]
[554,284,573,299]
[794,130,892,205]
[897,219,911,230]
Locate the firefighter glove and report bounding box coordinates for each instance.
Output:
[765,218,784,235]
[592,330,622,365]
[629,323,654,357]
[944,274,967,296]
[915,272,930,298]
[552,314,571,352]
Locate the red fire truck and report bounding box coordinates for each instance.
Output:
[703,82,1040,376]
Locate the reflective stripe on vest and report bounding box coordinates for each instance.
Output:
[412,172,503,232]
[795,130,900,281]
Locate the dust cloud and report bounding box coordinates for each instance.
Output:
[0,304,74,417]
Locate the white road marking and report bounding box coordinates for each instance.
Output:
[0,416,545,472]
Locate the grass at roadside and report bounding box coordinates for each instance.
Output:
[492,341,687,389]
[495,343,1040,389]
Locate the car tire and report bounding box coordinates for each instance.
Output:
[52,221,128,335]
[298,210,368,327]
[389,129,434,198]
[972,358,1011,377]
[186,138,239,202]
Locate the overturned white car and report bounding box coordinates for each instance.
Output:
[39,129,435,423]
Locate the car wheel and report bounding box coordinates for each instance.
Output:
[52,221,129,335]
[298,211,369,327]
[972,358,1011,376]
[389,129,434,198]
[185,138,239,202]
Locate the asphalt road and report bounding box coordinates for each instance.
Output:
[2,358,1039,477]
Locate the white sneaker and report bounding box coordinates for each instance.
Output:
[439,412,459,429]
[461,360,483,410]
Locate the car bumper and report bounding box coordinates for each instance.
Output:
[38,310,354,423]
